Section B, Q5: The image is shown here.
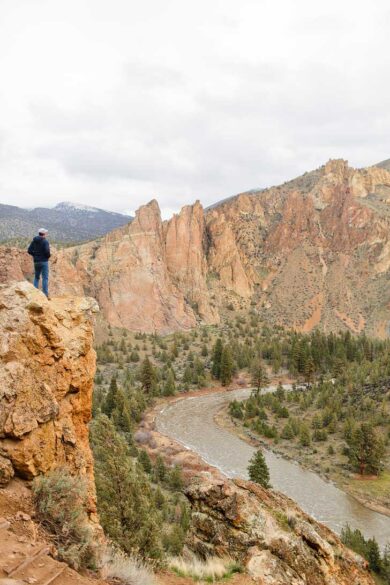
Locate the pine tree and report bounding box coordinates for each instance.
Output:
[154,486,165,509]
[102,376,118,417]
[168,465,184,491]
[304,357,315,384]
[130,350,140,362]
[170,340,179,360]
[247,449,271,488]
[251,358,268,394]
[111,388,134,442]
[163,369,176,396]
[140,357,156,393]
[299,424,311,447]
[367,538,382,573]
[138,449,152,474]
[212,338,223,379]
[154,454,167,483]
[220,345,234,386]
[347,423,385,475]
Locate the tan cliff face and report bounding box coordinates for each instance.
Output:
[2,159,390,335]
[51,200,199,334]
[0,282,99,515]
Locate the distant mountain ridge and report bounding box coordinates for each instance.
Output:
[375,158,390,172]
[0,201,132,242]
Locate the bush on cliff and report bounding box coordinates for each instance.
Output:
[32,468,98,570]
[90,415,163,562]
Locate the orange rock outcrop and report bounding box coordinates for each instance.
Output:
[0,281,99,513]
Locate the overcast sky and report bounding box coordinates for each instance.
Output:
[0,0,389,218]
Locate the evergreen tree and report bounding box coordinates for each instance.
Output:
[212,338,223,379]
[220,345,234,386]
[154,454,167,483]
[168,465,184,491]
[367,538,382,573]
[154,486,165,509]
[247,449,271,488]
[90,415,162,560]
[182,366,192,385]
[102,376,118,417]
[299,424,311,447]
[347,423,385,475]
[138,449,152,474]
[129,350,140,362]
[140,357,156,394]
[163,369,176,396]
[304,357,315,384]
[111,388,134,441]
[251,358,268,394]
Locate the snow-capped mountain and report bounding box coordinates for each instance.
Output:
[0,201,132,243]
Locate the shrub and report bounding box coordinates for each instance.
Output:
[169,555,242,582]
[32,468,98,570]
[101,546,156,585]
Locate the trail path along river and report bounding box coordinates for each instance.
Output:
[156,387,390,548]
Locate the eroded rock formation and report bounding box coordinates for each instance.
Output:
[185,477,374,585]
[0,281,99,514]
[2,159,390,335]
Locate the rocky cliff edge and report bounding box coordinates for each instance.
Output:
[0,281,99,518]
[185,477,374,585]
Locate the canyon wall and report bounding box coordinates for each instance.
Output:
[0,281,99,515]
[2,160,390,335]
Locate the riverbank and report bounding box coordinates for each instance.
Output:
[214,406,390,519]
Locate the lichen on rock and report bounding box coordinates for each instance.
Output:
[185,477,374,585]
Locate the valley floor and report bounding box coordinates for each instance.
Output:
[214,407,390,518]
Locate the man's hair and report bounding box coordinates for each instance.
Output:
[38,228,48,236]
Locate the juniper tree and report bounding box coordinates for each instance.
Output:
[140,356,156,394]
[346,423,384,475]
[220,345,234,386]
[163,369,176,396]
[90,415,162,560]
[138,449,152,474]
[212,338,223,379]
[251,358,268,394]
[111,388,132,431]
[102,376,118,417]
[247,449,271,488]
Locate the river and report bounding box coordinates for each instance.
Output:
[156,387,390,548]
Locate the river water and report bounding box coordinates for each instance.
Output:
[156,387,390,548]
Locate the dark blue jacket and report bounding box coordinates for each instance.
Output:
[27,236,51,262]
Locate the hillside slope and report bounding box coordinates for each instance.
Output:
[0,201,132,242]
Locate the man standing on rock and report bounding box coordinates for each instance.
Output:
[27,228,51,299]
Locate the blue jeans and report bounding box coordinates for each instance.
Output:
[34,261,49,297]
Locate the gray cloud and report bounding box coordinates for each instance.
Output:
[0,0,389,218]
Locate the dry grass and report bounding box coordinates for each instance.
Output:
[169,555,242,582]
[100,547,156,585]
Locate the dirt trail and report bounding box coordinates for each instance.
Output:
[0,518,106,585]
[0,482,106,585]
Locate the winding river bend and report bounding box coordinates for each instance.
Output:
[157,388,390,548]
